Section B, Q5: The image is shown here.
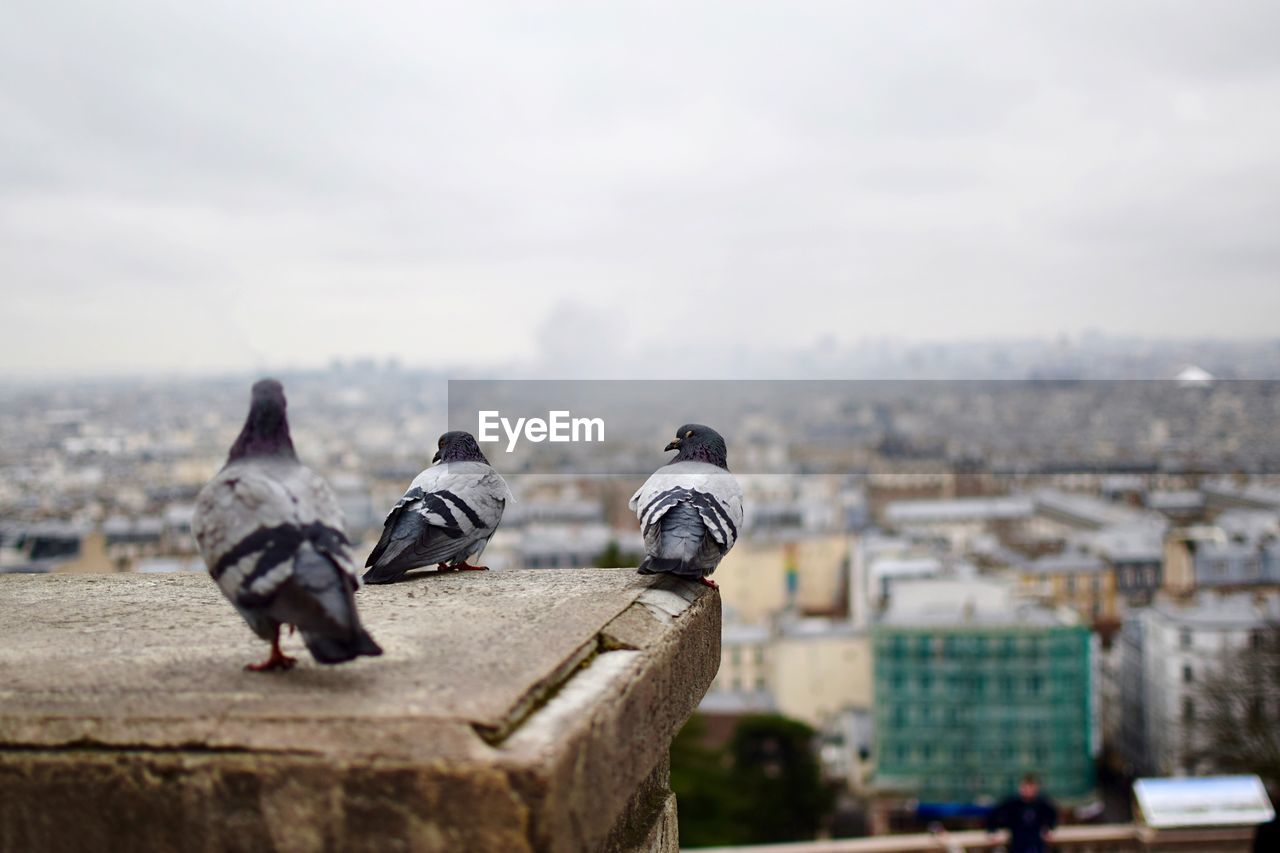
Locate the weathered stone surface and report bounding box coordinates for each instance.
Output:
[0,569,719,852]
[602,758,679,853]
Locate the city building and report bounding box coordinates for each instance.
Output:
[873,578,1095,804]
[881,496,1033,551]
[1019,550,1118,624]
[706,617,872,731]
[1163,523,1280,593]
[717,533,850,624]
[770,618,872,728]
[1078,523,1165,605]
[1117,591,1280,777]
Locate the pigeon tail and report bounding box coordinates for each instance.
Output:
[302,625,383,664]
[637,555,704,580]
[268,543,381,665]
[362,561,409,585]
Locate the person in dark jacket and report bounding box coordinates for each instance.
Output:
[986,773,1058,853]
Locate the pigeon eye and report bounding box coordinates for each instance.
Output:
[685,430,693,439]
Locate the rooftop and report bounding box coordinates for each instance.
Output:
[1150,590,1280,628]
[879,578,1070,629]
[1074,522,1164,562]
[883,496,1033,525]
[1024,550,1108,575]
[1215,508,1280,542]
[1032,488,1165,530]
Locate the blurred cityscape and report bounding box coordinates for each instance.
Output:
[4,343,1280,845]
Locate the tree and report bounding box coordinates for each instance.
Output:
[728,715,833,842]
[670,713,833,846]
[1190,622,1280,785]
[594,540,641,568]
[670,715,745,846]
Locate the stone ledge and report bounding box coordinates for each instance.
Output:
[0,569,721,852]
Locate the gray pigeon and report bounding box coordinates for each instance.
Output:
[193,379,382,671]
[629,424,744,588]
[363,431,511,583]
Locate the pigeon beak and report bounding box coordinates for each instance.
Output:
[664,439,681,452]
[432,449,442,463]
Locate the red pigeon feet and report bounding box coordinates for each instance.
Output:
[455,562,489,571]
[699,577,719,589]
[246,635,296,672]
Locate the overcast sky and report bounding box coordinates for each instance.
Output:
[3,1,1279,377]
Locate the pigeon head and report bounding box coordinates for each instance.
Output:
[664,423,729,470]
[227,379,297,462]
[433,430,489,464]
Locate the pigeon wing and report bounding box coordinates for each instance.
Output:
[193,459,354,607]
[630,461,743,551]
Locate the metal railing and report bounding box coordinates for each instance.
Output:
[688,823,1256,852]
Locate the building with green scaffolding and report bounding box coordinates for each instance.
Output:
[873,578,1095,805]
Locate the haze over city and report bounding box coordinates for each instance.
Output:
[5,1,1280,377]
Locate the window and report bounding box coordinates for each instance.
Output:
[1183,698,1195,722]
[731,648,741,666]
[1180,628,1193,649]
[754,677,765,691]
[1182,664,1193,684]
[754,647,764,665]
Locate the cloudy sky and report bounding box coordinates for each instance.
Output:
[3,1,1279,377]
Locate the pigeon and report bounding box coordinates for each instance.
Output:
[629,424,744,589]
[363,431,511,583]
[192,379,382,671]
